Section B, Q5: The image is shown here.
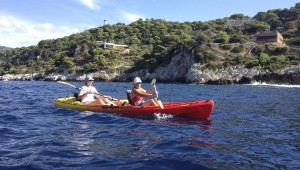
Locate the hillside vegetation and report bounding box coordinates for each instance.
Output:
[0,3,299,76]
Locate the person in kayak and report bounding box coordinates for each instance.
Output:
[129,77,160,106]
[78,75,116,105]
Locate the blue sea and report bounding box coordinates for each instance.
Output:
[0,81,299,170]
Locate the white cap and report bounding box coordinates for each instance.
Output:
[85,75,94,82]
[133,77,142,84]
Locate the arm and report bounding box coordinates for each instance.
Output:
[146,87,155,94]
[78,86,95,99]
[77,89,86,100]
[132,88,156,98]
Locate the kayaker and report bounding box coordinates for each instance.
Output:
[129,77,159,106]
[78,75,116,105]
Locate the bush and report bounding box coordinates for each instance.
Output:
[270,55,287,63]
[283,31,297,39]
[246,59,259,68]
[213,37,227,43]
[287,55,299,61]
[251,46,265,55]
[289,38,300,46]
[83,62,99,73]
[266,63,286,71]
[258,53,270,64]
[229,34,247,43]
[266,46,288,55]
[231,45,244,53]
[291,60,300,65]
[234,55,246,64]
[196,50,219,63]
[220,44,232,50]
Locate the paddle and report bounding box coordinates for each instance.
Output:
[151,78,164,109]
[57,81,118,101]
[57,81,82,89]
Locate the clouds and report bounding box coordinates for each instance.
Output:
[0,15,80,48]
[76,0,101,10]
[0,1,143,48]
[75,0,144,23]
[120,11,145,23]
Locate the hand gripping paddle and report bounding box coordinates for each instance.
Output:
[151,79,164,109]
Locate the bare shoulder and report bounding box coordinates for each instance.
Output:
[139,88,146,93]
[131,88,138,94]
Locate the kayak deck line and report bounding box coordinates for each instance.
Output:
[53,97,214,119]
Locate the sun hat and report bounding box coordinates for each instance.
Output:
[85,75,94,82]
[133,77,142,84]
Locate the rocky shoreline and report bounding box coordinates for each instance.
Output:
[1,50,299,84]
[1,65,299,85]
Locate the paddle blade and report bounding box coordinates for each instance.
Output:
[151,78,156,85]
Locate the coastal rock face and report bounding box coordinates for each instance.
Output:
[155,51,195,82]
[112,50,195,82]
[255,65,300,84]
[186,65,260,84]
[1,51,299,84]
[114,51,300,84]
[0,72,112,82]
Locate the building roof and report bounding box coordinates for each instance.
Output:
[256,31,280,37]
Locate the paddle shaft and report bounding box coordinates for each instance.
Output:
[151,78,164,109]
[57,81,81,89]
[153,84,159,98]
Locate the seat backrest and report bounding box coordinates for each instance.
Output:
[126,90,134,105]
[74,93,81,102]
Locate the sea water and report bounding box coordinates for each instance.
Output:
[0,81,299,169]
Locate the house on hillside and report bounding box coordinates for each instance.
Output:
[256,31,284,44]
[225,19,256,26]
[96,41,130,54]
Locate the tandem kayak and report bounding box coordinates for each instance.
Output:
[53,97,214,119]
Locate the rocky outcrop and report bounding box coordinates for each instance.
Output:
[187,65,263,84]
[0,72,113,82]
[112,50,300,84]
[113,50,195,82]
[254,65,300,84]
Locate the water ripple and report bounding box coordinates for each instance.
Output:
[0,81,299,169]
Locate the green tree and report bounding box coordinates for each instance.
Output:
[229,13,250,20]
[254,12,267,21]
[214,31,229,43]
[258,53,270,64]
[194,33,207,45]
[62,56,74,69]
[229,34,247,43]
[129,35,141,45]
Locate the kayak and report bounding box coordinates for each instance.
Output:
[53,97,214,119]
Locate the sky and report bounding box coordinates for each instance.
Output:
[0,0,299,48]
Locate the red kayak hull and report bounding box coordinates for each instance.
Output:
[54,97,214,119]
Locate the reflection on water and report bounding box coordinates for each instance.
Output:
[66,114,216,161]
